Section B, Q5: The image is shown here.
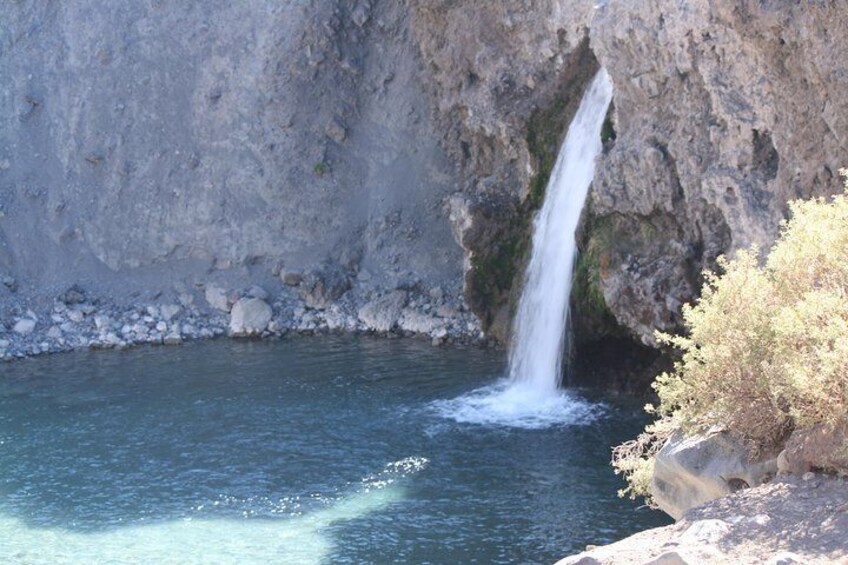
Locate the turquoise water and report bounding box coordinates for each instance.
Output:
[0,337,670,564]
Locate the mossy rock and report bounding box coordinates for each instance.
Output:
[571,214,622,343]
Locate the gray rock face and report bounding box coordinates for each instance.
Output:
[299,267,351,310]
[651,430,778,520]
[229,298,272,336]
[0,1,463,306]
[588,1,848,344]
[357,290,407,332]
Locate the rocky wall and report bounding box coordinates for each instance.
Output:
[590,0,848,344]
[2,0,847,354]
[411,0,848,347]
[0,1,463,310]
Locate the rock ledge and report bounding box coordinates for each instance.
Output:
[557,475,848,565]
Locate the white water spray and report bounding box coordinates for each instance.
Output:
[434,69,613,428]
[508,68,613,390]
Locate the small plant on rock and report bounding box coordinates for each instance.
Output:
[313,160,329,176]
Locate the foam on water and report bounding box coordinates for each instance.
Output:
[0,457,427,564]
[431,380,603,429]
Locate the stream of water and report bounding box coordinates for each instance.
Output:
[437,69,613,429]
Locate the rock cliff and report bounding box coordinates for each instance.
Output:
[0,1,462,306]
[590,1,848,344]
[411,0,848,347]
[2,1,847,352]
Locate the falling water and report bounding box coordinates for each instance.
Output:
[434,69,613,428]
[508,69,613,390]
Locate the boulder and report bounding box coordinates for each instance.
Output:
[556,474,848,564]
[357,291,407,332]
[299,267,350,310]
[1,275,17,292]
[398,308,444,335]
[160,304,182,322]
[229,298,272,336]
[94,315,112,330]
[280,270,303,287]
[67,309,85,323]
[205,284,230,312]
[13,318,36,335]
[163,332,183,345]
[60,285,86,305]
[325,117,347,143]
[651,430,778,519]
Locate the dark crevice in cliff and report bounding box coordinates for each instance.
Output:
[571,336,670,394]
[752,129,779,181]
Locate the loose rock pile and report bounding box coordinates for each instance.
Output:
[0,279,488,362]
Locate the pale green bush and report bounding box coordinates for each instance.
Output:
[613,171,848,500]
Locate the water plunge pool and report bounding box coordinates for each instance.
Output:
[0,337,669,563]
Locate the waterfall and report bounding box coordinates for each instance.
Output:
[508,69,613,390]
[433,69,613,429]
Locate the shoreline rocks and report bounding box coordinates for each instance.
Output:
[0,283,490,363]
[229,298,273,336]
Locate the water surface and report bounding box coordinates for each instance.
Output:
[0,337,670,563]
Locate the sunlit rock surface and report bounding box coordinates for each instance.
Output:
[651,430,778,520]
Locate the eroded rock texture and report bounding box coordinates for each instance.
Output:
[2,1,847,350]
[590,1,848,344]
[411,0,848,346]
[408,0,600,341]
[0,1,462,302]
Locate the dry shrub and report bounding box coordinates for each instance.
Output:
[613,171,848,500]
[611,416,673,504]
